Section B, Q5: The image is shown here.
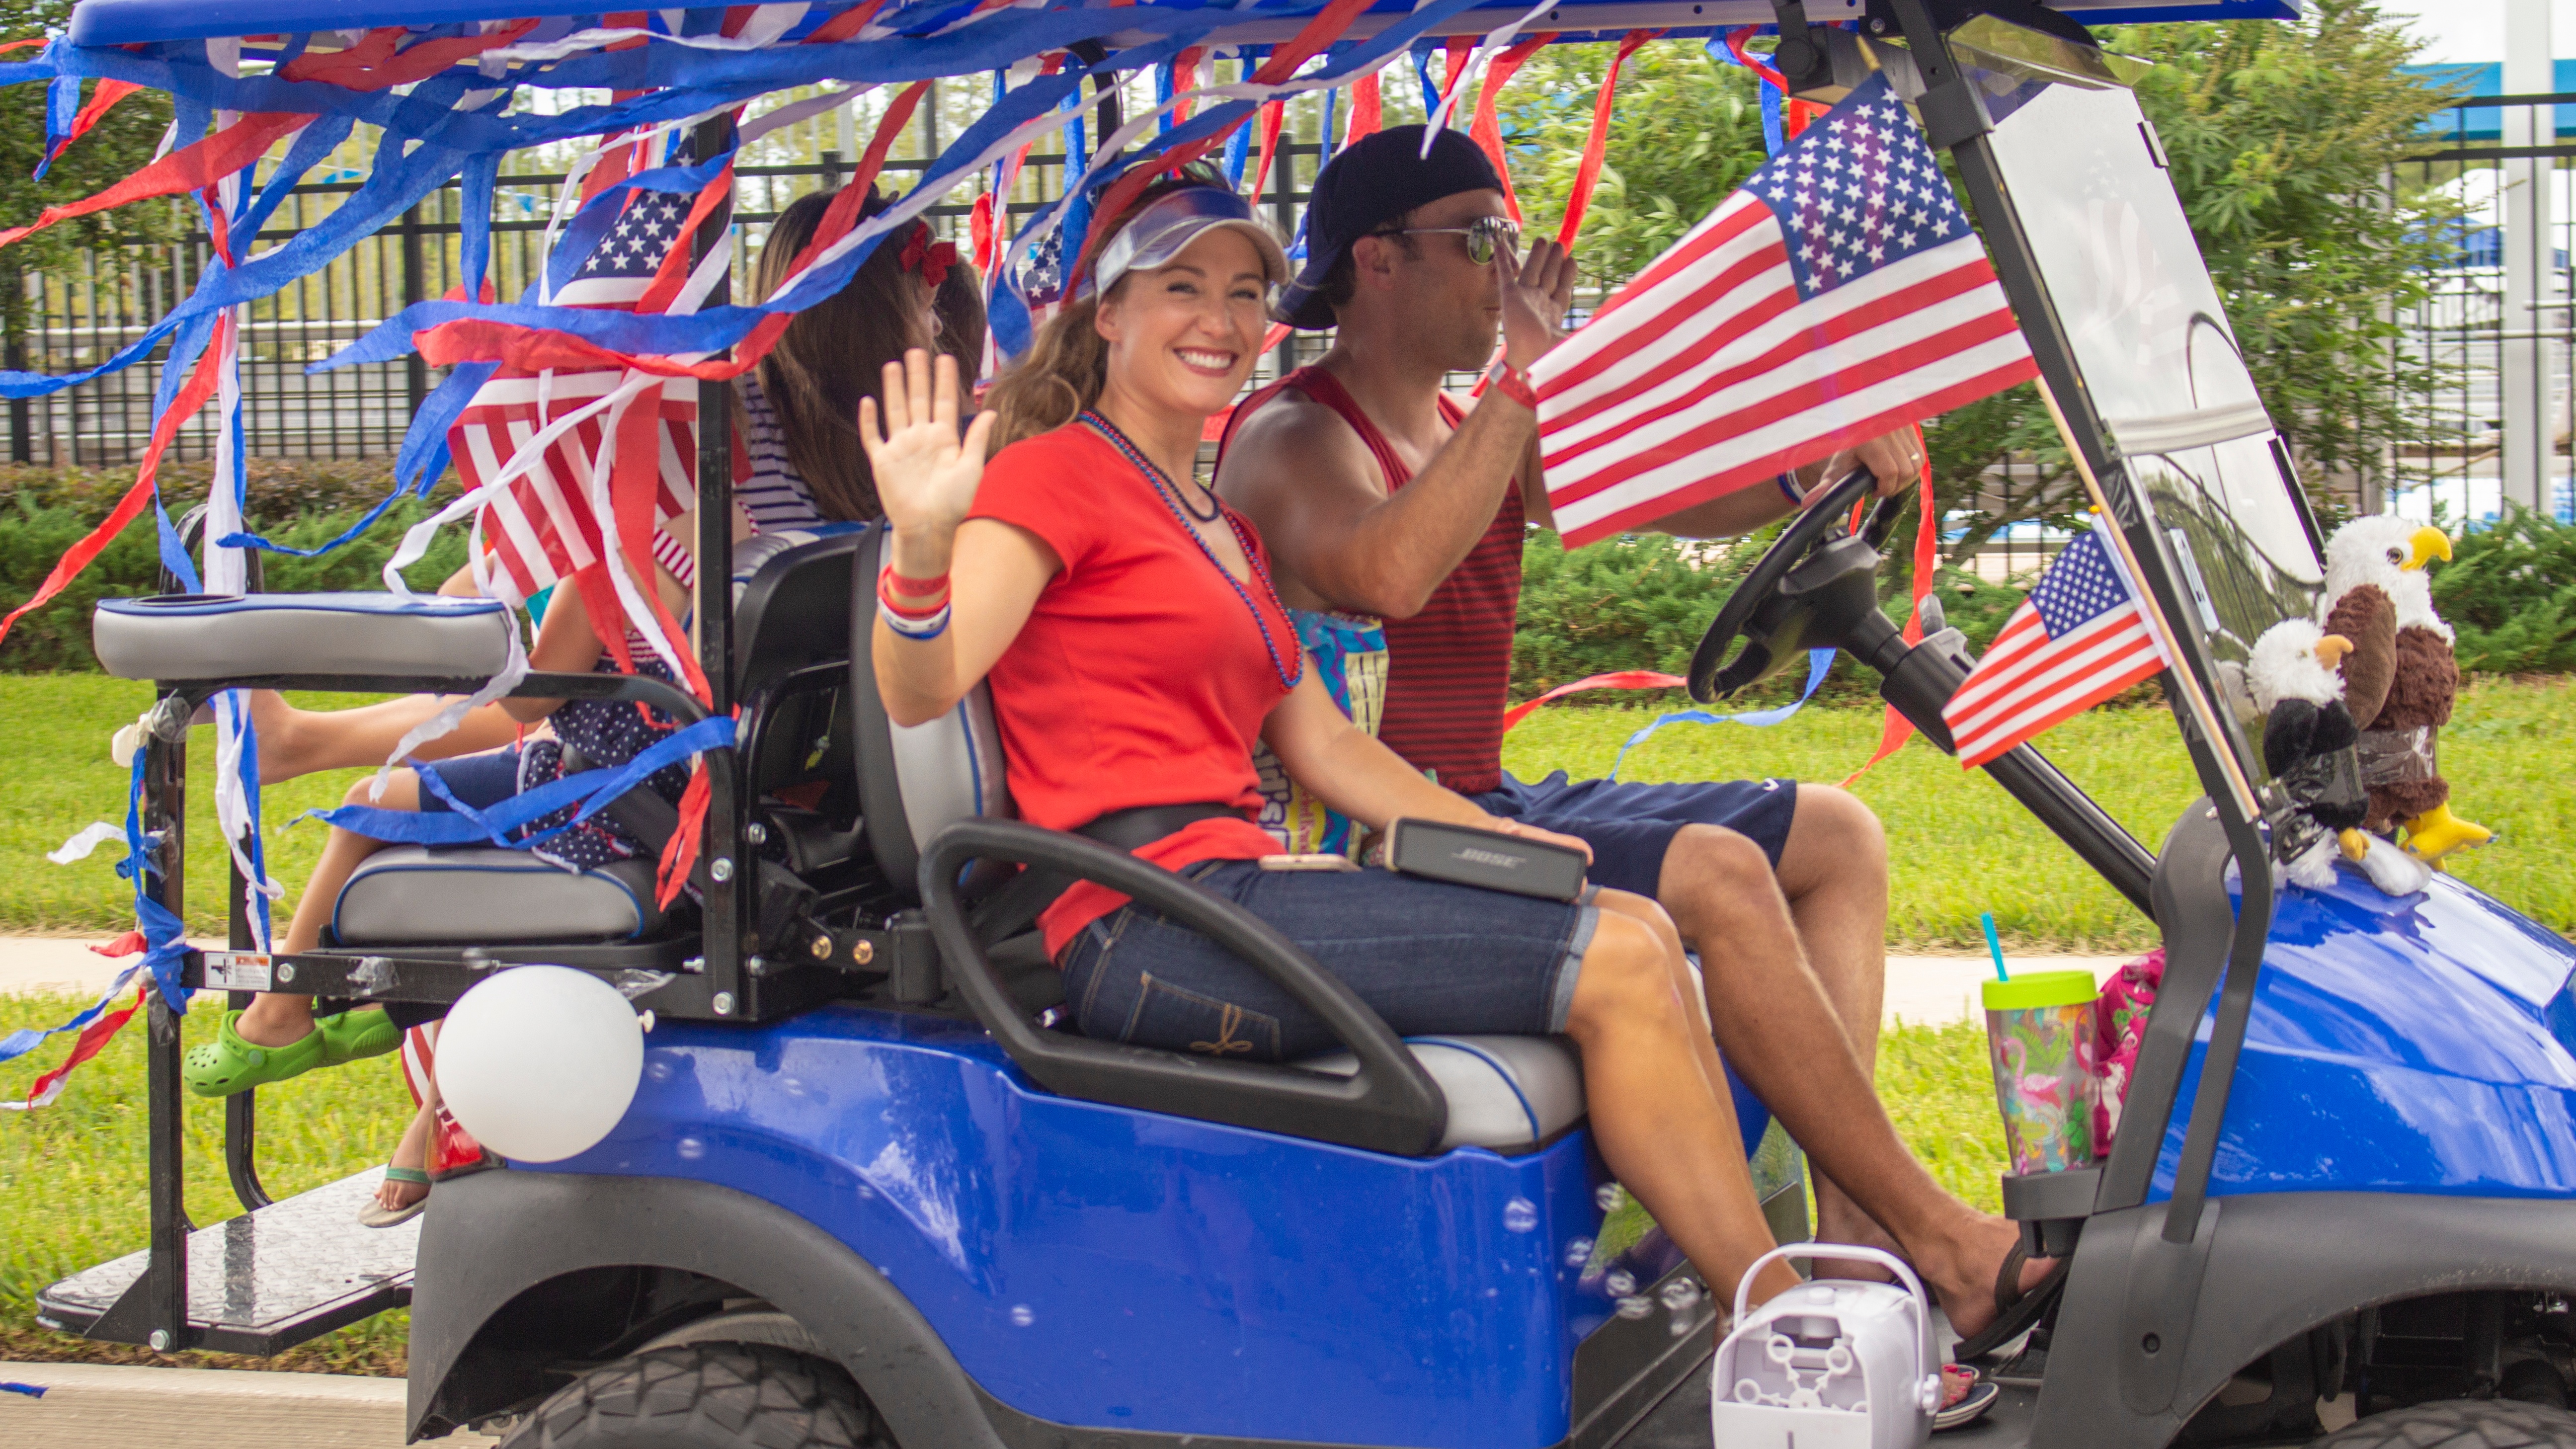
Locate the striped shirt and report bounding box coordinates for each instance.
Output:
[1223,366,1524,795]
[734,373,828,533]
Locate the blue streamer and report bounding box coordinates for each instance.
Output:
[306,713,739,852]
[1707,34,1783,157]
[34,72,79,179]
[116,750,192,1013]
[0,1380,43,1398]
[1607,648,1836,779]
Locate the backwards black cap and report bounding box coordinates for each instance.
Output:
[1275,125,1504,331]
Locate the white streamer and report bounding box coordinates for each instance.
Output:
[46,822,124,866]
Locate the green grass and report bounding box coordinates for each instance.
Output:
[0,989,414,1374]
[1501,676,2576,951]
[0,675,402,936]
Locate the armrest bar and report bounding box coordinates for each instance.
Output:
[158,671,712,726]
[920,819,1448,1157]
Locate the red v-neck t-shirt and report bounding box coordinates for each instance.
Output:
[966,422,1301,957]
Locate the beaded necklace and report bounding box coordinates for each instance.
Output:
[1081,409,1304,693]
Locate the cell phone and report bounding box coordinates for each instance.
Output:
[1383,818,1589,902]
[1259,853,1362,872]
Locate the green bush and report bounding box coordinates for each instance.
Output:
[0,494,470,672]
[2434,506,2576,675]
[1511,530,2037,708]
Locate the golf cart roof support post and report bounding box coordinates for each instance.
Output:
[87,721,193,1352]
[693,110,749,1017]
[2158,802,2271,1244]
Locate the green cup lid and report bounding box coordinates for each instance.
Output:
[1982,969,2099,1011]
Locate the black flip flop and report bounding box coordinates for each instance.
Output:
[1950,1241,2071,1363]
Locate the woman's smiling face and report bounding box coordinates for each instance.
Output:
[1094,225,1271,420]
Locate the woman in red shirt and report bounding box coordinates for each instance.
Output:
[861,178,2040,1337]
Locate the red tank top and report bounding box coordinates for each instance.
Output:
[1222,366,1523,794]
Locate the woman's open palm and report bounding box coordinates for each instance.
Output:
[859,349,996,537]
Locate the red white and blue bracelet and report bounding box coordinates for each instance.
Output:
[878,567,952,642]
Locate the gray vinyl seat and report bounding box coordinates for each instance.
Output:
[857,530,1588,1155]
[325,528,879,948]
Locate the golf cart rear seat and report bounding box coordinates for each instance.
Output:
[841,531,1587,1158]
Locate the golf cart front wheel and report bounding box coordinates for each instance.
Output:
[498,1342,894,1449]
[2310,1399,2576,1449]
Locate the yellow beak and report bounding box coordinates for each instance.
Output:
[2404,526,2453,571]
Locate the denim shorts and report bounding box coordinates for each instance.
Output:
[417,747,526,813]
[1057,860,1602,1064]
[1470,770,1799,897]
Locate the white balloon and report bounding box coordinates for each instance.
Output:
[436,966,644,1163]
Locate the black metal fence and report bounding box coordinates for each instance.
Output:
[10,140,1335,471]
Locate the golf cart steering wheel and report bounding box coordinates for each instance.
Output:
[1687,467,1909,704]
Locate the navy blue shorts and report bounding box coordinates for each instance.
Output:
[1059,860,1601,1063]
[1468,770,1799,898]
[416,747,526,814]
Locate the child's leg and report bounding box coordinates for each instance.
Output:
[233,770,420,1048]
[249,691,520,785]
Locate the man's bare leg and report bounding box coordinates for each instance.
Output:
[1654,809,1903,1270]
[248,690,521,784]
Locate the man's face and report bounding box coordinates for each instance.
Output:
[1369,187,1513,371]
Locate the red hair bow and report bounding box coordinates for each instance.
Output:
[900,225,959,288]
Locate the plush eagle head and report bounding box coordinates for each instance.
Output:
[2323,516,2453,640]
[2249,618,2343,712]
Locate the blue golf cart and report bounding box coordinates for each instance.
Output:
[35,2,2576,1447]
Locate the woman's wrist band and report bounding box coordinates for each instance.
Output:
[884,566,950,602]
[877,568,952,636]
[1484,359,1540,410]
[881,604,951,641]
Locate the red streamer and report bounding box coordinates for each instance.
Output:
[19,984,146,1109]
[278,21,539,91]
[0,314,232,649]
[1344,72,1381,150]
[1247,100,1286,202]
[1558,30,1656,249]
[48,80,143,167]
[1465,33,1553,224]
[1842,425,1937,786]
[1502,670,1686,731]
[0,111,312,254]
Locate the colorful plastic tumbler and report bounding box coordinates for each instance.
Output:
[1982,970,2101,1174]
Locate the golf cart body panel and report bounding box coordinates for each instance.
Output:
[413,1003,1779,1446]
[2147,869,2576,1203]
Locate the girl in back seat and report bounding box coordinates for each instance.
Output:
[860,173,2054,1339]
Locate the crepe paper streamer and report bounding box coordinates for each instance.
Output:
[1840,425,1938,787]
[1463,31,1553,224]
[1982,911,2010,981]
[1557,30,1658,249]
[0,109,314,254]
[3,983,148,1111]
[38,77,142,180]
[312,713,739,854]
[1607,647,1836,779]
[1715,27,1789,158]
[1502,669,1686,732]
[1344,70,1380,150]
[46,821,124,866]
[0,1380,44,1398]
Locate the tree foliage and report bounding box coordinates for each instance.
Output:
[0,0,180,343]
[1493,2,2456,565]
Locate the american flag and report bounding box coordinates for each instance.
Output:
[448,131,703,605]
[1942,530,2168,769]
[1533,74,2036,546]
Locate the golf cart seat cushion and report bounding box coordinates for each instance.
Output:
[1301,1036,1583,1152]
[333,846,665,944]
[93,593,514,682]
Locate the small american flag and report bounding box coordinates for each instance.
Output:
[1534,74,2036,546]
[1943,530,2168,769]
[448,132,703,605]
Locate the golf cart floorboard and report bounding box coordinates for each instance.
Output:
[35,1169,416,1356]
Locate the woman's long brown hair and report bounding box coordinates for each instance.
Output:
[744,188,986,521]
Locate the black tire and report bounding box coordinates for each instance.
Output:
[497,1343,893,1449]
[2310,1400,2576,1449]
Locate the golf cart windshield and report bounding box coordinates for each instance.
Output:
[1980,69,2324,789]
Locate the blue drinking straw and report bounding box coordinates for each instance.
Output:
[1981,911,2010,982]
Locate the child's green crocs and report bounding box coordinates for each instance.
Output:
[317,1007,401,1066]
[182,1010,327,1098]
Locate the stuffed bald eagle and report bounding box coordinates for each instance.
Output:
[2318,516,2490,864]
[2248,616,2430,895]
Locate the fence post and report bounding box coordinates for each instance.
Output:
[1273,141,1298,376]
[5,327,28,465]
[401,200,427,420]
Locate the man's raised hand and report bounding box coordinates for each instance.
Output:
[1501,237,1577,373]
[858,349,997,557]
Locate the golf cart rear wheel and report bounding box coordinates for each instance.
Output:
[498,1342,893,1449]
[2310,1399,2576,1448]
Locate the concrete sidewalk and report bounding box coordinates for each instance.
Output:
[0,1363,497,1449]
[0,932,2132,1028]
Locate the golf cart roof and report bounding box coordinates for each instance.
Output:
[70,0,2300,49]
